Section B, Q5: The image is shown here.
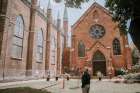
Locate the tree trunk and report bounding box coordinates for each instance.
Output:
[129,18,140,51]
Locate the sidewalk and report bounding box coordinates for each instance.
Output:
[0,78,124,90]
[0,78,58,89]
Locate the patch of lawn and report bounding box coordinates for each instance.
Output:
[0,87,51,93]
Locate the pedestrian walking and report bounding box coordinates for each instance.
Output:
[81,69,91,93]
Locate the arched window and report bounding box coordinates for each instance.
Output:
[113,38,121,55]
[78,41,85,57]
[93,50,105,61]
[36,29,43,62]
[11,15,24,58]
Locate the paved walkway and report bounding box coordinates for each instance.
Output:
[0,79,140,93]
[47,79,140,93]
[0,79,57,89]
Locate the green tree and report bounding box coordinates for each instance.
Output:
[105,0,140,51]
[55,0,89,8]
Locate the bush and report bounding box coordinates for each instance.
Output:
[124,74,133,79]
[115,68,126,76]
[131,64,140,73]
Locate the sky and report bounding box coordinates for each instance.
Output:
[39,0,105,25]
[39,0,132,44]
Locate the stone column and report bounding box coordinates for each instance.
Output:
[45,3,52,75]
[0,0,8,56]
[26,0,37,76]
[71,35,77,70]
[57,31,61,75]
[56,12,61,75]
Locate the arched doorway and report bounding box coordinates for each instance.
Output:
[92,51,106,76]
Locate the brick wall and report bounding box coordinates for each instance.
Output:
[71,3,131,76]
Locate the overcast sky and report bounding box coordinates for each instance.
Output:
[39,0,105,25]
[39,0,132,44]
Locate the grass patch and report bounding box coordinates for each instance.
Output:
[0,87,51,93]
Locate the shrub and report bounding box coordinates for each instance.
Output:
[115,68,126,76]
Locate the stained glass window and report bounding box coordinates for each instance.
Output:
[78,41,85,57]
[113,39,121,55]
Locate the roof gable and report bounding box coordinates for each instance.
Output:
[72,2,111,30]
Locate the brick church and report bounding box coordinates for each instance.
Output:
[0,0,132,79]
[71,2,132,76]
[0,0,70,80]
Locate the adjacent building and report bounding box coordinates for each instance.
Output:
[0,0,69,80]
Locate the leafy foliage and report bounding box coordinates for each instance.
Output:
[130,64,140,73]
[115,68,126,76]
[105,0,140,34]
[55,0,89,8]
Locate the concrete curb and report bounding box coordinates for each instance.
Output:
[0,79,58,89]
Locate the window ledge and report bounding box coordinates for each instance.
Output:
[11,57,22,60]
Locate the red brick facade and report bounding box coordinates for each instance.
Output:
[0,0,65,79]
[71,3,132,76]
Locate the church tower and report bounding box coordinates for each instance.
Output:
[57,11,61,30]
[63,6,68,48]
[62,5,71,74]
[45,0,52,73]
[56,11,61,74]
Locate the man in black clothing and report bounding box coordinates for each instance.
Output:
[81,69,91,93]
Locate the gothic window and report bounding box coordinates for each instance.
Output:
[78,41,85,57]
[36,29,43,62]
[93,50,105,61]
[11,15,24,58]
[113,38,121,55]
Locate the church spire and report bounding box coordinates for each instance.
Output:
[47,0,51,9]
[57,11,60,19]
[63,5,69,48]
[57,11,61,30]
[63,5,68,21]
[46,0,52,23]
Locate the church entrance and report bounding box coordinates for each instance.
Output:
[92,51,106,76]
